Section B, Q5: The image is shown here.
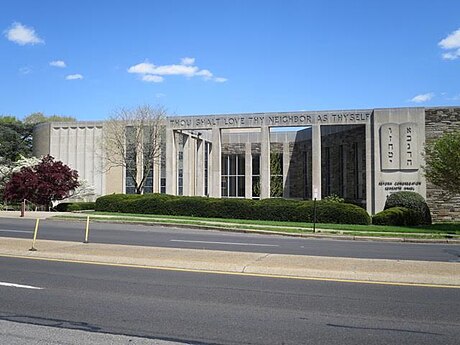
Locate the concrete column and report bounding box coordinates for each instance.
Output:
[365,122,373,214]
[189,136,197,196]
[165,129,177,195]
[210,128,221,198]
[282,141,290,198]
[196,139,205,196]
[312,124,322,200]
[182,134,192,196]
[260,125,270,199]
[153,153,160,193]
[245,142,252,199]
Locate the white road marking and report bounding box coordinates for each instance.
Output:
[0,229,31,233]
[170,239,279,247]
[0,282,43,290]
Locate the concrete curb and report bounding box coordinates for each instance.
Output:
[1,238,459,287]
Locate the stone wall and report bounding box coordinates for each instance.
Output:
[425,107,460,222]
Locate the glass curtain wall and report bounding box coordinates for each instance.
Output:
[125,126,137,194]
[221,154,245,197]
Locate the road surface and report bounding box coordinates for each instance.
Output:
[0,218,459,261]
[1,256,459,344]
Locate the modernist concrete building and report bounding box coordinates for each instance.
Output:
[33,106,460,221]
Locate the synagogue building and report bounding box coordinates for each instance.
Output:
[33,106,460,221]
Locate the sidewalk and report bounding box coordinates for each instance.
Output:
[0,210,69,219]
[1,237,459,287]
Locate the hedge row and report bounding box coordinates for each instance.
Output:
[55,202,96,212]
[95,194,371,225]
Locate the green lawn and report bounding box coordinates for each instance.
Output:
[54,211,460,238]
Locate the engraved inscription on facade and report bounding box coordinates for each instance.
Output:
[168,111,372,129]
[399,122,418,170]
[380,123,400,170]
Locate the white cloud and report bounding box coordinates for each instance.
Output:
[439,28,460,60]
[439,29,460,49]
[442,49,460,60]
[181,57,195,65]
[195,69,213,79]
[4,22,44,45]
[155,93,166,98]
[142,75,164,83]
[214,77,228,83]
[150,64,199,76]
[127,62,156,74]
[19,66,32,75]
[50,60,66,68]
[66,74,83,80]
[127,58,226,83]
[410,93,434,103]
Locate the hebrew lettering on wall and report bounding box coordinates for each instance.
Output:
[399,123,418,170]
[380,123,400,170]
[380,122,418,171]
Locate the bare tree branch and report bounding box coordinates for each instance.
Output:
[104,105,166,194]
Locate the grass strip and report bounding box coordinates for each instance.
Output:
[54,212,460,237]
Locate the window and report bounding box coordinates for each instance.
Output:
[270,152,283,197]
[252,154,260,198]
[303,151,309,199]
[160,178,166,194]
[221,154,245,197]
[325,147,331,196]
[144,168,153,193]
[125,126,137,194]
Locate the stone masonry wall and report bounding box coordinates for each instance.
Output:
[425,107,460,222]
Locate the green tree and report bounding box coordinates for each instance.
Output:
[0,116,34,164]
[24,112,76,124]
[424,130,460,195]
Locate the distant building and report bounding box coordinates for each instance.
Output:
[33,107,460,221]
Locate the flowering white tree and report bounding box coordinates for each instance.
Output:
[0,155,41,208]
[1,155,40,194]
[67,179,97,201]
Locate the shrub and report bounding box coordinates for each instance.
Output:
[384,191,431,225]
[252,198,300,221]
[95,194,371,225]
[55,202,95,212]
[323,194,345,203]
[372,207,419,226]
[129,193,175,215]
[95,194,141,213]
[309,201,370,224]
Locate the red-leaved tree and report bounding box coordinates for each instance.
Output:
[4,155,79,210]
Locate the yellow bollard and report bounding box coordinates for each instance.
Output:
[83,215,90,243]
[29,218,40,251]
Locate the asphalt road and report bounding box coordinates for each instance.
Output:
[1,257,459,345]
[1,218,459,262]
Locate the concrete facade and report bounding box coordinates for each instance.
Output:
[33,107,460,221]
[33,122,107,197]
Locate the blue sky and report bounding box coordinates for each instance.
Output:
[1,0,459,120]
